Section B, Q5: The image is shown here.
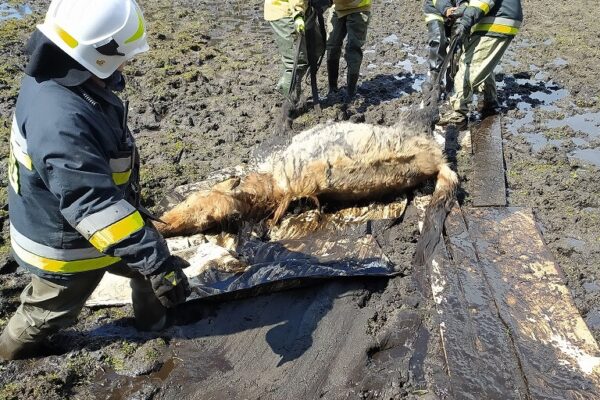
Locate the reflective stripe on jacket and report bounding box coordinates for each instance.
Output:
[462,0,523,37]
[423,0,462,22]
[8,75,170,278]
[333,0,372,18]
[264,0,308,21]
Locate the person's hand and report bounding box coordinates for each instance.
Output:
[294,16,305,34]
[445,7,457,17]
[148,255,191,308]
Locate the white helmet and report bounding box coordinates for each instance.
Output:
[37,0,149,79]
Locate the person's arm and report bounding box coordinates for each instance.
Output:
[434,0,457,17]
[27,109,169,276]
[289,0,306,19]
[459,0,495,30]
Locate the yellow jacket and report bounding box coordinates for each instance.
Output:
[333,0,372,17]
[264,0,308,21]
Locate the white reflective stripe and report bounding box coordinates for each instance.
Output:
[11,114,28,153]
[479,16,521,27]
[109,157,132,173]
[10,224,104,261]
[75,199,137,239]
[10,115,32,170]
[469,0,494,13]
[425,13,444,22]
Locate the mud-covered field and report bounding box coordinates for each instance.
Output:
[0,0,599,398]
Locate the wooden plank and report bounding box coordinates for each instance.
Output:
[470,115,507,207]
[463,207,600,399]
[429,206,527,400]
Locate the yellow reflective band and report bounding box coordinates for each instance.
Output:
[89,211,145,251]
[8,147,20,194]
[469,1,490,14]
[112,170,132,185]
[358,0,372,7]
[425,13,444,23]
[473,23,519,35]
[125,12,145,44]
[11,146,32,170]
[11,239,119,273]
[165,271,178,286]
[55,25,78,48]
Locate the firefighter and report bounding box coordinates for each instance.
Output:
[264,0,327,131]
[0,0,191,361]
[326,0,372,100]
[422,0,468,85]
[438,0,523,128]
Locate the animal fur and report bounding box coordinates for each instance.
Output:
[156,88,457,266]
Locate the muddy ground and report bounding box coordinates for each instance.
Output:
[0,0,599,398]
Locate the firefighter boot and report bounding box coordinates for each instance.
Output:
[276,99,294,134]
[131,275,169,332]
[346,73,360,101]
[327,59,339,95]
[0,329,39,360]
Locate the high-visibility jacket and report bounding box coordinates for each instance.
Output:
[8,75,170,279]
[461,0,523,37]
[333,0,372,18]
[264,0,308,21]
[423,0,464,23]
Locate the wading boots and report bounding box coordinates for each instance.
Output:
[0,329,38,360]
[346,73,359,100]
[327,59,339,95]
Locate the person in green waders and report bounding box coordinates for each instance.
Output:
[264,0,327,131]
[326,0,372,101]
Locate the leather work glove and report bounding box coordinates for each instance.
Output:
[148,255,191,308]
[294,16,305,34]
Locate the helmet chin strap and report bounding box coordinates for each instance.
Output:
[102,70,126,92]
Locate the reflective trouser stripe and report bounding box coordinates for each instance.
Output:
[468,0,493,14]
[10,225,120,273]
[88,211,145,252]
[425,13,444,22]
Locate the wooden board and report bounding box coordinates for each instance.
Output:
[460,207,600,399]
[470,115,507,207]
[429,206,528,399]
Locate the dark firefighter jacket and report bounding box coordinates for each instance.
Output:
[423,0,465,23]
[8,74,170,280]
[460,0,523,37]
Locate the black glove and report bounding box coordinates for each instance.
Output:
[148,255,191,308]
[310,0,332,14]
[451,22,467,46]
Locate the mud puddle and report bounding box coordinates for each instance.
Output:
[0,2,31,21]
[502,75,600,166]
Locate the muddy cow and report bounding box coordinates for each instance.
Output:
[156,88,457,265]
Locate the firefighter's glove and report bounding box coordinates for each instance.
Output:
[451,22,467,46]
[148,255,191,308]
[451,3,468,18]
[294,16,305,34]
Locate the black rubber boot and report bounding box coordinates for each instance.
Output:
[131,276,169,332]
[327,59,339,95]
[346,73,359,100]
[275,99,294,134]
[0,329,38,360]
